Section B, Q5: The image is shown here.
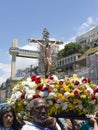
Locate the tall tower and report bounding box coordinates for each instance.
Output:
[10,39,18,80]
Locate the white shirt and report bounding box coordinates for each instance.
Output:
[21,121,61,130]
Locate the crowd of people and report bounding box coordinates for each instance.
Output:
[0,97,98,130]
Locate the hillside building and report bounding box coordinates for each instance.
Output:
[76,26,98,48]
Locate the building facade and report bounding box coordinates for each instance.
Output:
[56,53,81,78]
[76,26,98,48]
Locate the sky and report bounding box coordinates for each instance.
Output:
[0,0,98,85]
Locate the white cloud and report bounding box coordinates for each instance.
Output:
[0,63,11,85]
[76,17,96,36]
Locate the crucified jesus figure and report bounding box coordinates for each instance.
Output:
[35,40,57,77]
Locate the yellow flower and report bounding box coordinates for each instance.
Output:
[68,103,73,109]
[61,96,67,101]
[73,98,79,104]
[70,92,74,97]
[63,85,71,92]
[80,94,86,99]
[81,86,86,91]
[58,93,63,98]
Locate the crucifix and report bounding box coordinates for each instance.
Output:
[28,28,63,78]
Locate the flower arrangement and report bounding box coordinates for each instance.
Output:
[8,74,98,120]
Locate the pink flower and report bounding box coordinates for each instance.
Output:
[85,89,90,95]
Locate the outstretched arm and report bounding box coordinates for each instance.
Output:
[28,39,45,48]
[36,40,45,48]
[50,41,57,47]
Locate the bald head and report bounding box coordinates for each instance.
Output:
[32,98,47,106]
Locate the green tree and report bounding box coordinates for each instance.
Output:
[63,42,82,56]
[57,49,65,59]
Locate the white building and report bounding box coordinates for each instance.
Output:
[56,53,81,78]
[76,26,98,48]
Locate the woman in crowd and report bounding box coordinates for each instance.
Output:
[0,106,22,130]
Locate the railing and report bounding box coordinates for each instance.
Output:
[9,47,39,54]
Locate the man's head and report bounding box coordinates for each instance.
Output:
[30,98,48,124]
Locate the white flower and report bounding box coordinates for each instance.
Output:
[49,84,55,88]
[25,90,35,100]
[39,91,44,97]
[86,88,93,94]
[78,104,83,110]
[27,77,32,82]
[54,103,60,109]
[22,81,36,89]
[12,85,20,92]
[91,100,96,104]
[47,100,53,105]
[52,75,58,81]
[15,91,22,99]
[64,92,70,97]
[23,101,28,105]
[56,99,61,103]
[75,104,83,110]
[48,92,55,99]
[23,86,30,92]
[61,102,68,110]
[95,92,98,98]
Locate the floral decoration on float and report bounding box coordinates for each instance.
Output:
[8,74,98,120]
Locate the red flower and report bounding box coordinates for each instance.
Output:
[35,76,41,84]
[92,95,96,100]
[49,76,54,80]
[94,88,98,94]
[74,89,80,96]
[31,75,36,81]
[37,85,45,91]
[87,78,91,83]
[37,85,52,92]
[21,93,25,99]
[74,80,80,85]
[33,94,40,99]
[37,85,43,90]
[47,88,52,92]
[82,78,88,83]
[59,81,64,85]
